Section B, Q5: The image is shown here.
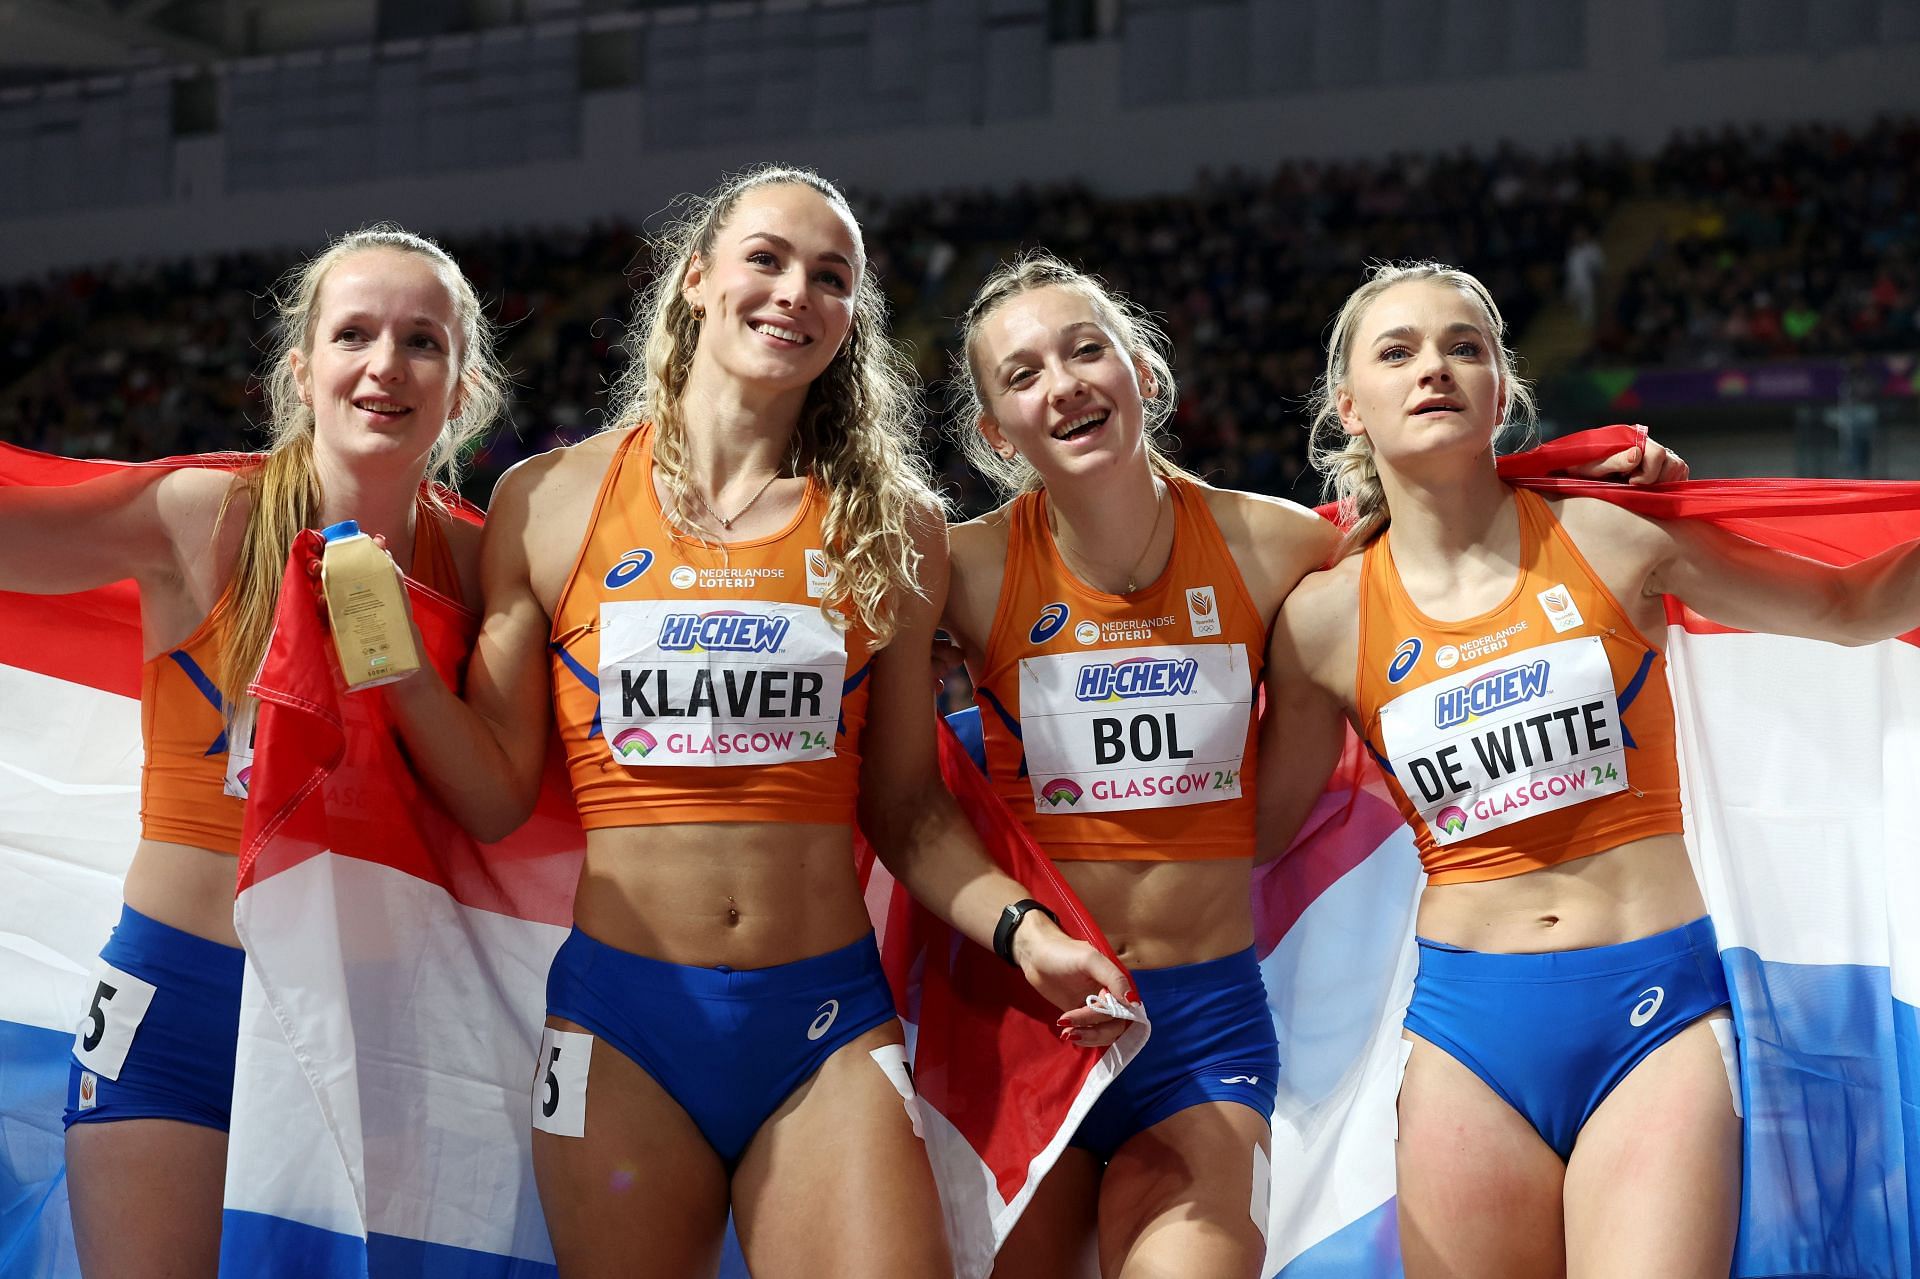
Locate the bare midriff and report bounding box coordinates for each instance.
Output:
[1055,857,1254,971]
[120,840,243,947]
[572,821,874,970]
[1414,832,1704,954]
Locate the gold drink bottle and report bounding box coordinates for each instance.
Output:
[320,520,421,690]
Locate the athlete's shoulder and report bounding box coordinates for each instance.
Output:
[1283,552,1363,631]
[494,429,626,516]
[1198,482,1339,615]
[949,499,1016,565]
[1543,490,1667,547]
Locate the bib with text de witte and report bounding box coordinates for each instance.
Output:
[1018,642,1252,814]
[1376,634,1627,845]
[597,599,846,768]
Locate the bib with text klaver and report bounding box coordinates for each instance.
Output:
[598,600,846,768]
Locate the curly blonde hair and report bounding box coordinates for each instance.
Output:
[603,165,934,647]
[217,224,507,711]
[1307,260,1535,555]
[950,250,1192,500]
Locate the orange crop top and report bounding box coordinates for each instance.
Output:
[548,426,874,830]
[1355,487,1684,885]
[140,503,461,854]
[973,478,1265,861]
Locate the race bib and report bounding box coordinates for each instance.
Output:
[71,961,159,1081]
[1376,635,1628,845]
[530,1027,593,1138]
[598,600,846,767]
[1019,643,1251,815]
[223,697,258,799]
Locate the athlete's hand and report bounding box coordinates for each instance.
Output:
[1012,915,1135,1050]
[1567,436,1690,485]
[931,628,966,695]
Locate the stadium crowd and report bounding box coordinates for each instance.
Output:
[2,118,1912,511]
[1603,117,1920,367]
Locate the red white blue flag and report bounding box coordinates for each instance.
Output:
[3,434,1916,1278]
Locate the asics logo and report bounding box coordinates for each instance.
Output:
[1220,1075,1261,1086]
[807,999,840,1041]
[1629,986,1665,1027]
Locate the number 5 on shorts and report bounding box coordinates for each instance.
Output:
[531,1027,593,1138]
[71,961,158,1080]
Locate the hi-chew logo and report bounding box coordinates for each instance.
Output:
[1388,637,1422,684]
[611,727,658,760]
[604,549,655,590]
[1038,778,1084,808]
[657,611,792,653]
[1074,656,1199,702]
[1434,660,1550,729]
[1186,586,1220,638]
[1030,602,1071,644]
[1538,583,1584,633]
[1436,805,1469,835]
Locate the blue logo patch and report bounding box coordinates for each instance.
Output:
[1029,602,1070,645]
[604,549,655,590]
[1387,637,1422,684]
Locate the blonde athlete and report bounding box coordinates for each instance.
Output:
[940,254,1683,1279]
[0,227,500,1277]
[1261,261,1920,1278]
[385,169,1129,1279]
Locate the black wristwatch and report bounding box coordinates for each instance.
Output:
[993,898,1059,967]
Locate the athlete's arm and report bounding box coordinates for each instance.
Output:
[387,457,556,841]
[1652,517,1920,646]
[0,464,229,596]
[1566,496,1920,647]
[940,508,1011,666]
[1254,563,1360,864]
[859,501,1132,1039]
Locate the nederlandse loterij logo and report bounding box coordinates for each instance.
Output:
[1038,778,1084,807]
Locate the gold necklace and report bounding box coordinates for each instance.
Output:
[1050,480,1168,594]
[695,469,781,531]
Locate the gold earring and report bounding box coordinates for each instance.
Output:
[690,302,706,320]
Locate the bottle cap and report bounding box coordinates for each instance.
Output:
[321,520,361,542]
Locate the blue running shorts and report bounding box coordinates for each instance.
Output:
[64,903,245,1131]
[1402,915,1731,1160]
[1070,946,1278,1161]
[544,928,899,1164]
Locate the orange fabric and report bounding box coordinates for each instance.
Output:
[1355,488,1684,885]
[549,426,873,830]
[973,478,1266,861]
[139,504,462,854]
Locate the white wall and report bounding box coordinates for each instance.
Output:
[2,0,1918,279]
